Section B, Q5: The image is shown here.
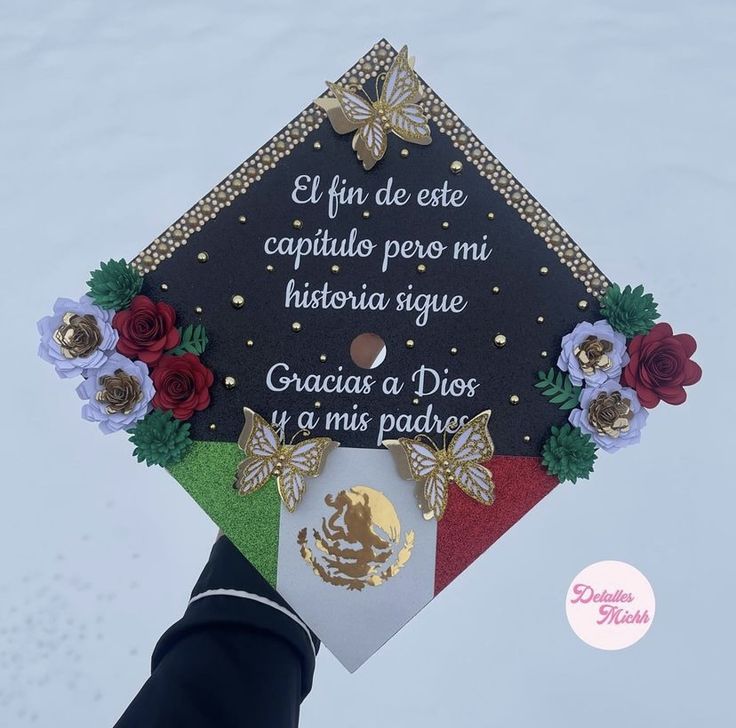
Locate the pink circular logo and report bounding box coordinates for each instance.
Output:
[565,560,655,650]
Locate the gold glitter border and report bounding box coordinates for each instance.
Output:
[132,39,608,297]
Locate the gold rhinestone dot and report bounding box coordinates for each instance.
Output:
[450,346,458,355]
[208,423,217,431]
[194,306,203,315]
[578,299,589,311]
[400,148,410,158]
[450,160,463,174]
[412,397,420,405]
[537,315,545,324]
[266,264,274,272]
[223,376,237,390]
[197,251,209,263]
[246,339,254,347]
[330,264,340,274]
[362,210,371,219]
[441,221,449,230]
[487,212,495,220]
[314,401,322,409]
[417,263,427,273]
[319,353,327,363]
[541,350,548,358]
[291,321,302,332]
[406,339,415,349]
[492,286,501,295]
[292,219,303,230]
[231,294,245,309]
[313,141,322,150]
[238,215,247,224]
[509,394,520,405]
[159,283,169,291]
[539,266,549,276]
[494,334,507,348]
[523,435,531,443]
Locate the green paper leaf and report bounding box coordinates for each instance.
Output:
[535,367,582,411]
[167,323,208,356]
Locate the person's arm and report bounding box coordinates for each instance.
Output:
[115,536,319,728]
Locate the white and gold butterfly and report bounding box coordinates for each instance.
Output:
[235,408,339,512]
[316,45,432,170]
[383,410,496,520]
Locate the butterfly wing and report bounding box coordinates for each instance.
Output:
[278,437,339,513]
[317,81,376,134]
[448,410,495,506]
[352,117,387,170]
[383,438,450,519]
[235,408,280,496]
[381,46,432,147]
[381,45,423,108]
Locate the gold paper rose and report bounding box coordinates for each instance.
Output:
[95,368,144,415]
[574,335,614,378]
[53,312,103,360]
[586,390,634,438]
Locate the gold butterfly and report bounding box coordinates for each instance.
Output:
[316,45,432,170]
[383,410,496,520]
[235,408,339,512]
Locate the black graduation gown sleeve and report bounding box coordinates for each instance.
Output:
[114,536,319,728]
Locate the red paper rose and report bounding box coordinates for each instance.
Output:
[113,295,180,365]
[621,323,702,408]
[151,353,214,420]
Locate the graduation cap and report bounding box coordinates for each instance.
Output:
[38,39,701,671]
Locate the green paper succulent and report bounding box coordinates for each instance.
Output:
[128,410,192,467]
[599,283,659,338]
[541,424,597,484]
[87,258,143,311]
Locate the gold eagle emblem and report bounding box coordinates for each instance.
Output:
[316,45,432,170]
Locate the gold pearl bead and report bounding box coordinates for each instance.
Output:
[509,394,520,405]
[541,350,548,358]
[246,339,254,347]
[406,339,415,349]
[194,306,203,315]
[159,283,169,291]
[319,354,327,362]
[197,251,209,263]
[578,299,589,311]
[231,294,245,309]
[400,148,410,158]
[537,315,545,324]
[223,376,237,390]
[266,264,274,272]
[441,221,449,230]
[523,435,531,443]
[487,212,495,220]
[362,210,371,219]
[330,264,340,274]
[450,346,458,355]
[314,401,322,409]
[208,423,217,431]
[313,141,322,150]
[450,160,463,174]
[539,266,549,276]
[238,215,247,224]
[417,263,427,273]
[292,219,303,230]
[492,286,501,295]
[412,397,420,405]
[291,322,302,332]
[494,334,507,348]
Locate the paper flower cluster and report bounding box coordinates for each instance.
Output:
[540,283,701,481]
[38,260,215,466]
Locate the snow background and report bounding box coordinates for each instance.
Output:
[0,0,733,725]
